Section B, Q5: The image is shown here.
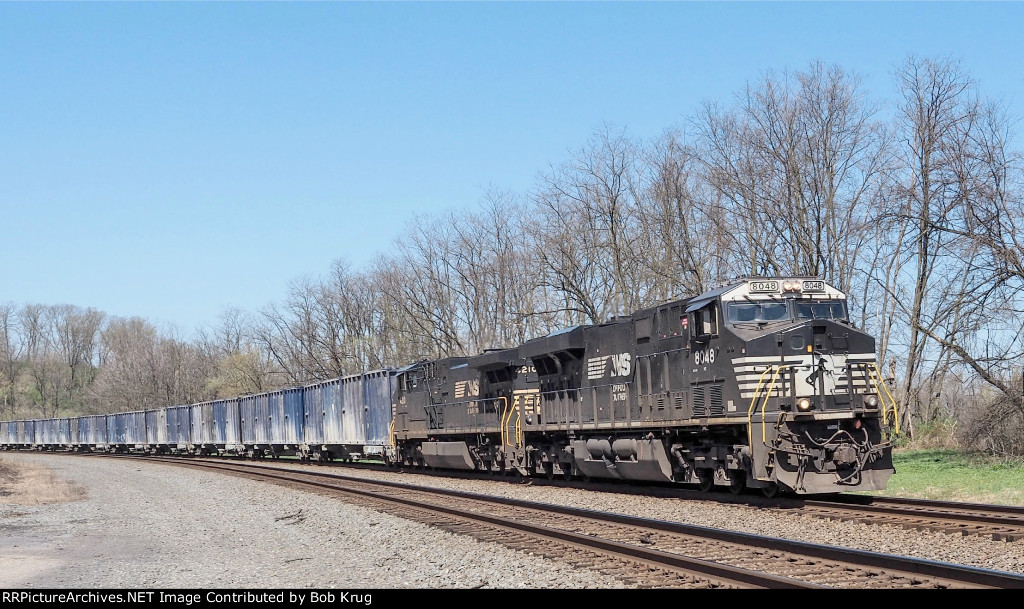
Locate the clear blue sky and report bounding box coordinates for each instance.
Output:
[2,2,1022,335]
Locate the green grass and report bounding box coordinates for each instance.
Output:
[866,449,1024,505]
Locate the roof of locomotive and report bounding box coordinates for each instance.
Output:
[468,346,523,370]
[515,277,846,359]
[519,324,587,358]
[630,276,845,320]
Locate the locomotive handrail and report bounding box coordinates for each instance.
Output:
[515,409,522,446]
[516,407,524,446]
[421,396,506,435]
[494,395,521,448]
[745,364,793,451]
[497,396,513,448]
[576,380,635,391]
[388,417,396,448]
[758,365,791,445]
[868,362,900,435]
[746,366,776,452]
[851,361,884,424]
[845,361,899,436]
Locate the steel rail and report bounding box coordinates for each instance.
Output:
[20,448,1024,541]
[126,455,815,589]
[114,454,1024,589]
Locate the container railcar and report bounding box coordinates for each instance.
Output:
[361,369,397,457]
[79,415,109,451]
[239,386,304,458]
[144,408,169,453]
[302,370,397,462]
[165,405,191,451]
[17,420,36,447]
[0,420,14,448]
[188,398,242,455]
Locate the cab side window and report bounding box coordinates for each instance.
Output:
[692,303,719,337]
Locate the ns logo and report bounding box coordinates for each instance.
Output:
[587,352,632,380]
[610,353,632,376]
[454,380,480,399]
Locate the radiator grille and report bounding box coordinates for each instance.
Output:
[709,385,724,416]
[693,387,707,417]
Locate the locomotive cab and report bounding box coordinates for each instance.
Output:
[712,278,896,494]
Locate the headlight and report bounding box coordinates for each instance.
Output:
[796,398,813,411]
[782,280,802,293]
[864,395,879,408]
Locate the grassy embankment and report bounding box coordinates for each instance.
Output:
[873,449,1024,506]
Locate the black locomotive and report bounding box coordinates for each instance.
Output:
[391,277,897,496]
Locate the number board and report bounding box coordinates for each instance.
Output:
[802,280,826,292]
[748,280,779,293]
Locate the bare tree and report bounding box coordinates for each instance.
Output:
[0,303,23,419]
[886,56,978,433]
[695,62,889,294]
[15,304,103,417]
[639,128,732,300]
[532,125,647,324]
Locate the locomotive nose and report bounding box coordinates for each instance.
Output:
[805,319,851,354]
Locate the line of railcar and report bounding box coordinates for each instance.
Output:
[0,370,396,462]
[0,278,900,496]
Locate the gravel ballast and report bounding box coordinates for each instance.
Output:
[0,453,617,588]
[270,460,1024,575]
[3,452,1024,588]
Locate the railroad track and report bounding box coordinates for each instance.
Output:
[278,456,1024,542]
[86,454,1024,589]
[784,496,1024,541]
[17,448,1024,542]
[384,462,1024,542]
[301,457,1024,542]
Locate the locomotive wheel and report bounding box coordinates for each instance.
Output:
[761,482,780,498]
[728,471,746,495]
[697,469,714,492]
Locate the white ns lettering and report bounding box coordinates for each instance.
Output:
[610,353,632,376]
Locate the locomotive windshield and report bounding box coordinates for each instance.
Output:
[728,299,849,324]
[794,300,848,321]
[727,302,789,322]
